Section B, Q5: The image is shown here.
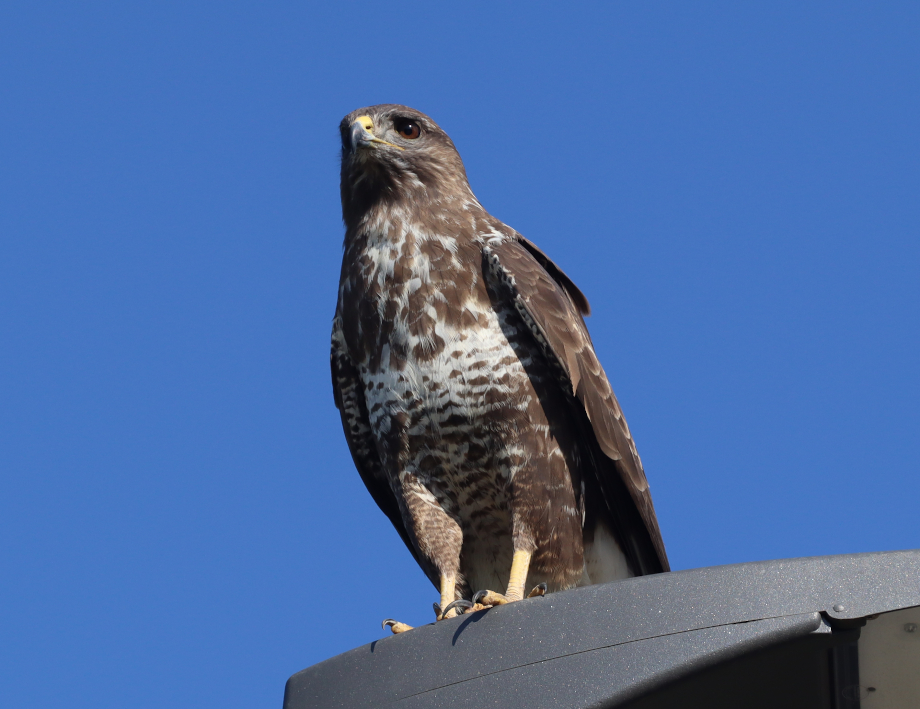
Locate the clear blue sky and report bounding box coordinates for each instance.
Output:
[2,3,918,707]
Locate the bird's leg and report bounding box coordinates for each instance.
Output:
[386,573,460,633]
[507,548,532,600]
[382,474,465,633]
[441,573,457,616]
[472,549,544,608]
[435,573,466,620]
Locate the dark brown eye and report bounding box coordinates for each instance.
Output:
[395,120,421,139]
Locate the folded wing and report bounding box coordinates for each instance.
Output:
[483,237,669,575]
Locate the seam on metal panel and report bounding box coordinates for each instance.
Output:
[390,611,821,704]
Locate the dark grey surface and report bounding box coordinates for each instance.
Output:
[623,625,861,709]
[388,614,826,709]
[284,550,920,708]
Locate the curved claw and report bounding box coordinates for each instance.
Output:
[472,589,509,606]
[528,582,548,598]
[382,619,413,634]
[441,599,473,618]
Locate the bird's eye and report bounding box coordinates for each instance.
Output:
[395,120,421,140]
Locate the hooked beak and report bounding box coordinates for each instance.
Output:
[348,115,404,152]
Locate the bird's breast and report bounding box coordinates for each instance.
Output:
[361,292,530,435]
[349,227,497,363]
[346,226,537,475]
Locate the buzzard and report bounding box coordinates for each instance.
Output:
[332,105,668,633]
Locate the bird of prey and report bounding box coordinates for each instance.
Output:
[331,105,668,633]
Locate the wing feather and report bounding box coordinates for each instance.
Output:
[330,319,420,567]
[483,238,669,574]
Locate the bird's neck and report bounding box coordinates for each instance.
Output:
[347,191,484,247]
[342,168,481,232]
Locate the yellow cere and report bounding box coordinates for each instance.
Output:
[352,114,404,150]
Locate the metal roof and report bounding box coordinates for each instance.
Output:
[284,550,920,708]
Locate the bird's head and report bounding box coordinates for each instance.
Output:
[339,104,474,228]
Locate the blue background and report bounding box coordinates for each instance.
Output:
[2,2,918,706]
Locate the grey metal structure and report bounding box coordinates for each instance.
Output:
[284,551,920,708]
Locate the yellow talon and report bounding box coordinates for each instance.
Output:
[470,549,537,608]
[381,618,413,634]
[527,582,547,598]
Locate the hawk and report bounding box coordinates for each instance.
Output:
[331,105,669,632]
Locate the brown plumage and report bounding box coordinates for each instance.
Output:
[331,104,668,625]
